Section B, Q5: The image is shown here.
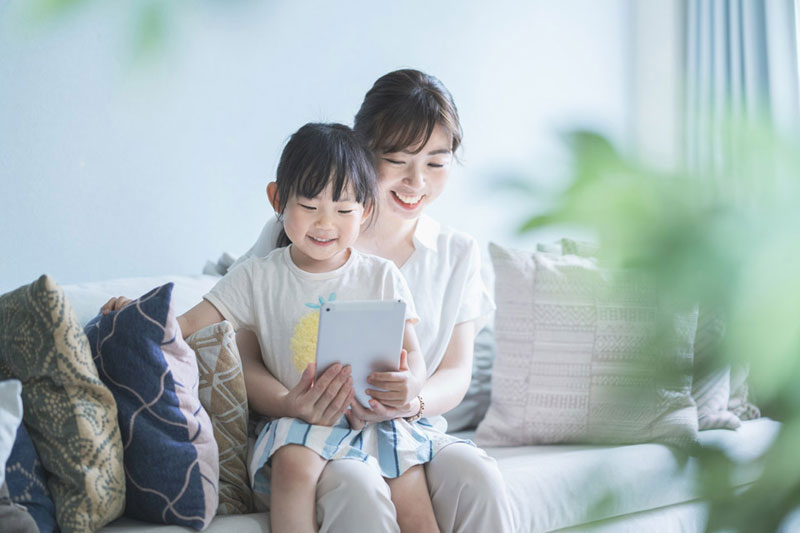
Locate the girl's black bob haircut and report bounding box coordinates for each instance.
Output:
[274,122,378,248]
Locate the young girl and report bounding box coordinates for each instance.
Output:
[234,70,514,532]
[102,122,455,533]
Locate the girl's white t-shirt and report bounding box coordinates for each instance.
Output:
[205,246,417,389]
[231,215,494,375]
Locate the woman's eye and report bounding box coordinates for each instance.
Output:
[428,163,445,168]
[338,209,354,214]
[383,158,404,165]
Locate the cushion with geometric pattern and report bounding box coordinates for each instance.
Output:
[186,321,252,515]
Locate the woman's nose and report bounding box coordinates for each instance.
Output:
[404,165,425,187]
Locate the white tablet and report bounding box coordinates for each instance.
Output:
[315,299,406,407]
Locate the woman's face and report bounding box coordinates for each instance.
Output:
[374,123,453,221]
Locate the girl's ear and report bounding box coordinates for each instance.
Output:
[266,182,280,213]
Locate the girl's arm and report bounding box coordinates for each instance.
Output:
[103,297,225,340]
[237,329,355,425]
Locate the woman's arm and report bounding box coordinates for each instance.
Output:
[415,319,474,417]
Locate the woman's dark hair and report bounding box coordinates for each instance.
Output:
[274,123,377,248]
[354,69,462,156]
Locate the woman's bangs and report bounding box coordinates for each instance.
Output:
[377,108,437,154]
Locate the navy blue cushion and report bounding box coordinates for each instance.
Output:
[5,422,58,533]
[85,283,218,529]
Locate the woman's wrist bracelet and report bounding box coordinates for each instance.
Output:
[405,395,424,422]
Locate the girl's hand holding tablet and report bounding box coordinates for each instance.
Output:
[281,362,354,427]
[364,349,422,408]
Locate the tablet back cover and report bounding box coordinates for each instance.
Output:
[315,300,406,407]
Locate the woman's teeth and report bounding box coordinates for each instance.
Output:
[394,192,423,205]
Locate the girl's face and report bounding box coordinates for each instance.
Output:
[375,123,453,221]
[281,181,370,273]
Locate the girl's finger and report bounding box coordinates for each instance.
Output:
[368,371,407,383]
[307,363,343,403]
[365,389,405,402]
[320,377,353,422]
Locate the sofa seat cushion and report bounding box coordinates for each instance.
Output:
[470,418,780,532]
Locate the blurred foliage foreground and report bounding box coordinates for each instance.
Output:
[520,126,800,532]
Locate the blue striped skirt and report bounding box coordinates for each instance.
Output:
[248,415,468,495]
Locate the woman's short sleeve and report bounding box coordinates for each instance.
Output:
[455,237,495,327]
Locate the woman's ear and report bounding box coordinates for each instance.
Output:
[266,182,280,213]
[361,203,374,224]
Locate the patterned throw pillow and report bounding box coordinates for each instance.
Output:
[476,244,699,447]
[6,422,58,532]
[0,275,125,532]
[84,282,219,530]
[186,321,253,515]
[691,308,742,430]
[729,364,761,420]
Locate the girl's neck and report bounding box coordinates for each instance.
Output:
[289,245,352,274]
[357,213,419,268]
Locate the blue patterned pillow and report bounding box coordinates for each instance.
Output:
[5,422,58,533]
[85,283,219,529]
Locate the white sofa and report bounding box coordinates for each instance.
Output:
[60,274,779,533]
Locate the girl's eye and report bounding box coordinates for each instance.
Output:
[299,203,316,211]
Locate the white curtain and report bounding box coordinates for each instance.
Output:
[684,0,800,177]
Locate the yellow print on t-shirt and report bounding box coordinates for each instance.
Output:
[290,293,336,373]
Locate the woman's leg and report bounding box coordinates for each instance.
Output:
[270,444,327,533]
[385,464,439,533]
[425,443,515,533]
[316,459,400,533]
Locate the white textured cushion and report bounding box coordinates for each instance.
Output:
[476,243,699,446]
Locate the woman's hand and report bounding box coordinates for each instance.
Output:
[283,362,354,427]
[101,296,133,315]
[365,349,422,408]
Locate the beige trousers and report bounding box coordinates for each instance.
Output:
[314,443,514,533]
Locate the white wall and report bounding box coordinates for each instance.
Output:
[0,0,631,293]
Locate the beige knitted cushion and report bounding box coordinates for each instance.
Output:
[476,244,699,447]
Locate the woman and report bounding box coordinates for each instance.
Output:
[236,69,513,532]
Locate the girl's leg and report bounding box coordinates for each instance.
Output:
[270,444,327,533]
[385,464,439,533]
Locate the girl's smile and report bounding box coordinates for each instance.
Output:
[275,182,370,273]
